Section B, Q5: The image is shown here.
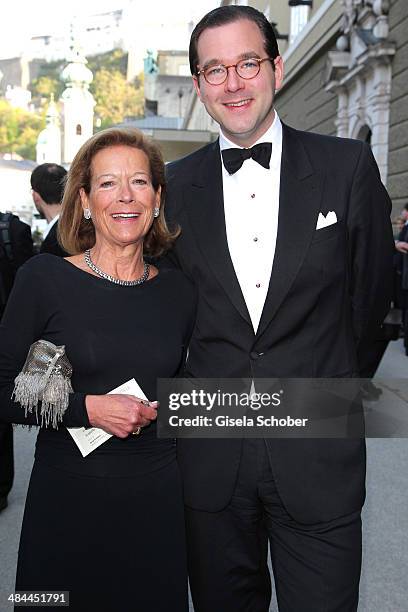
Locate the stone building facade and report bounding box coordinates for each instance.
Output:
[127,49,214,162]
[144,50,193,120]
[274,0,408,218]
[386,0,408,213]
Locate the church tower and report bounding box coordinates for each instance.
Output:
[36,94,62,164]
[60,42,95,164]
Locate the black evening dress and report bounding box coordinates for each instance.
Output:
[0,254,196,612]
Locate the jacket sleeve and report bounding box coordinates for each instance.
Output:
[347,142,394,347]
[0,264,89,428]
[10,217,34,271]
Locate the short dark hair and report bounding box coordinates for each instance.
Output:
[30,163,67,205]
[404,204,408,212]
[189,6,280,77]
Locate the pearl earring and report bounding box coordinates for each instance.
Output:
[84,208,91,220]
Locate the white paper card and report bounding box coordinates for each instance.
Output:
[67,378,147,457]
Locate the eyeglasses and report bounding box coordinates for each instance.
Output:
[197,57,273,85]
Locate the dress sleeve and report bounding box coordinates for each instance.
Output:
[0,262,90,428]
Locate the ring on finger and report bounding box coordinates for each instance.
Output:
[132,427,141,436]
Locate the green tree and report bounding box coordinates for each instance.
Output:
[30,75,63,101]
[87,49,128,76]
[0,99,45,160]
[91,69,144,128]
[29,59,65,105]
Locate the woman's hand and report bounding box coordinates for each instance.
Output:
[85,394,158,438]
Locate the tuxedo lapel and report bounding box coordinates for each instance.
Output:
[186,140,251,325]
[257,125,323,338]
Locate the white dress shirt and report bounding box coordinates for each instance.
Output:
[220,112,283,332]
[43,214,59,240]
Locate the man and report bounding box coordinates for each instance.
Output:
[395,204,408,354]
[0,210,33,512]
[164,6,394,612]
[31,163,68,256]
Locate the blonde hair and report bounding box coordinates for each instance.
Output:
[59,127,179,256]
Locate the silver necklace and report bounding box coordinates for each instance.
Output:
[84,249,150,286]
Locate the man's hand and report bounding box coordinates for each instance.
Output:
[85,394,158,437]
[395,240,408,253]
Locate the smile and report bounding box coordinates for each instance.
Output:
[223,99,252,108]
[111,213,141,218]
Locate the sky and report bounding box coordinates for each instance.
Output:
[1,0,219,58]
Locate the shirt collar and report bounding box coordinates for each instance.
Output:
[43,214,59,239]
[219,111,282,171]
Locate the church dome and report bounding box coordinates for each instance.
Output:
[37,123,60,144]
[61,51,93,87]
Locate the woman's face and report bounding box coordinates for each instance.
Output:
[80,145,160,249]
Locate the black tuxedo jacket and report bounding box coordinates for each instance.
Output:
[165,124,394,524]
[40,222,67,257]
[0,214,33,309]
[7,215,34,272]
[396,223,408,290]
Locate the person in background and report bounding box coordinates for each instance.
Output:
[395,203,408,355]
[0,210,33,512]
[31,163,68,257]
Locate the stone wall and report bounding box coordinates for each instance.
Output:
[275,0,408,218]
[155,75,192,119]
[275,39,338,136]
[387,0,408,215]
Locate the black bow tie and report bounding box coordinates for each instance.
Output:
[221,142,272,175]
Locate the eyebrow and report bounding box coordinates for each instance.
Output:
[95,171,150,180]
[202,51,261,70]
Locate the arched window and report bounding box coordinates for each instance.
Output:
[76,124,82,136]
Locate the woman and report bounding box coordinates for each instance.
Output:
[0,128,196,611]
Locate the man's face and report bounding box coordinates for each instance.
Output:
[193,19,283,147]
[401,208,408,222]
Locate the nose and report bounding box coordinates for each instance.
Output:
[118,183,134,203]
[224,66,244,92]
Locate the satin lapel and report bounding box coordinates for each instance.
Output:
[257,125,323,339]
[186,140,251,325]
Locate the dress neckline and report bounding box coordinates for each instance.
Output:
[51,254,162,289]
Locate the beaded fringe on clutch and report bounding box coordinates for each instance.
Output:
[13,340,73,428]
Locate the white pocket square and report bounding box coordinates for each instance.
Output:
[316,211,337,230]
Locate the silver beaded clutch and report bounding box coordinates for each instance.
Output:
[12,340,73,428]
